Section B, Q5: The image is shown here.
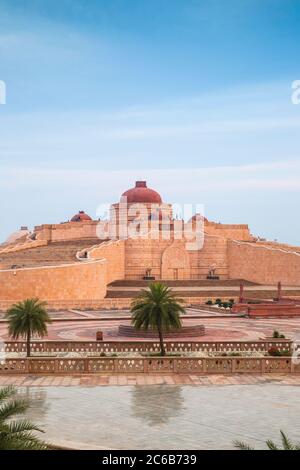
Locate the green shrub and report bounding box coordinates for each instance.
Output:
[272,330,286,339]
[280,349,290,357]
[206,300,213,305]
[268,347,282,357]
[215,298,222,305]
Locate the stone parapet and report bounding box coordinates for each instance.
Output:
[2,339,292,354]
[0,356,296,375]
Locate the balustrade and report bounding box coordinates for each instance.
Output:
[0,356,296,375]
[2,339,293,355]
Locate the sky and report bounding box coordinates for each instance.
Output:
[0,0,300,244]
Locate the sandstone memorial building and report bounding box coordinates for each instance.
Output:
[0,181,299,310]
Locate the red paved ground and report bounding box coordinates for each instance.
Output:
[0,310,300,342]
[1,373,300,387]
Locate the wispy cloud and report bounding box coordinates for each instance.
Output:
[1,159,299,192]
[0,80,300,170]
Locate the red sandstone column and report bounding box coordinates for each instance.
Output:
[277,281,282,301]
[239,283,244,303]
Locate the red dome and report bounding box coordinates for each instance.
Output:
[121,181,162,204]
[71,211,92,222]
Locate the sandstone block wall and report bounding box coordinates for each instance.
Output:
[35,221,108,242]
[0,239,48,255]
[189,235,228,279]
[0,260,107,302]
[125,238,169,280]
[124,235,229,280]
[88,239,125,284]
[205,222,253,241]
[228,241,300,286]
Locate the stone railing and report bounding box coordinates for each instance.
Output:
[0,356,297,375]
[1,339,293,355]
[0,239,48,255]
[0,296,245,311]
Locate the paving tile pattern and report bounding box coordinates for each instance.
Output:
[1,373,300,387]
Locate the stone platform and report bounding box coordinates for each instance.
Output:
[118,324,206,338]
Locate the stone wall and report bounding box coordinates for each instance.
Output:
[0,294,238,312]
[189,235,228,279]
[124,235,229,280]
[35,221,108,242]
[0,239,48,255]
[205,222,253,241]
[228,240,300,286]
[87,239,125,284]
[125,237,166,280]
[0,260,107,302]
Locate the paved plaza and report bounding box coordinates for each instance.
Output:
[1,308,300,449]
[1,373,300,387]
[1,308,300,342]
[7,383,300,450]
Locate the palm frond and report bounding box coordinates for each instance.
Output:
[266,440,280,450]
[0,386,16,402]
[131,282,185,355]
[280,431,292,450]
[5,298,51,344]
[234,431,300,451]
[3,419,44,435]
[0,386,50,450]
[0,399,28,422]
[233,440,254,450]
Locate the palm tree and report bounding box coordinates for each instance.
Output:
[234,430,300,450]
[131,282,185,356]
[5,298,51,357]
[0,385,49,450]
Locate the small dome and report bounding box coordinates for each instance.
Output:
[5,227,30,244]
[121,181,162,204]
[71,211,92,222]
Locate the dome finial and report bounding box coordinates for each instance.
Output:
[121,181,162,204]
[135,181,147,188]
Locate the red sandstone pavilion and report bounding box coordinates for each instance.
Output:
[0,180,300,311]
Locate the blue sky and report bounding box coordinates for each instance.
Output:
[0,0,300,243]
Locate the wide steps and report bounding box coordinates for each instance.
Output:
[118,324,206,338]
[0,239,102,269]
[109,279,259,288]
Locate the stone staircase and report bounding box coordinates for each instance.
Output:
[108,279,259,288]
[106,279,300,300]
[0,239,102,269]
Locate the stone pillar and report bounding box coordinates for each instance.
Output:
[239,283,244,303]
[277,281,282,301]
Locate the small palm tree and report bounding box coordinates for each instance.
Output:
[131,282,185,356]
[5,298,51,357]
[0,386,49,450]
[234,430,300,450]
